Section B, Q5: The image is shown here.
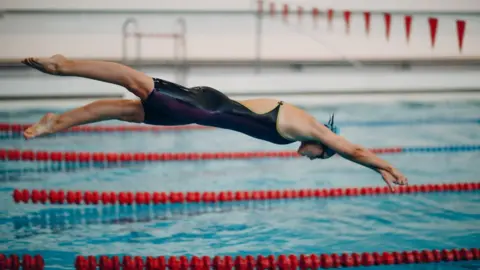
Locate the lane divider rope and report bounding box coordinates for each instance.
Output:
[0,123,210,133]
[1,117,478,134]
[1,248,478,270]
[2,145,480,163]
[13,182,479,205]
[75,248,479,269]
[0,254,44,270]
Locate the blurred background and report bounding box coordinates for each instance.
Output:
[1,0,480,108]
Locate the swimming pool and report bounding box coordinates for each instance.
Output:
[0,100,479,270]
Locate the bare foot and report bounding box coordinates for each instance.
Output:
[24,113,59,140]
[21,54,68,75]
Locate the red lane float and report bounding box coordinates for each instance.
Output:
[0,147,403,163]
[3,145,480,163]
[13,182,480,205]
[0,254,45,270]
[75,247,479,270]
[0,123,209,133]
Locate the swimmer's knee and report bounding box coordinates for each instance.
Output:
[124,75,154,100]
[118,100,145,123]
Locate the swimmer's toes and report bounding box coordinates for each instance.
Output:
[23,55,67,74]
[23,128,36,140]
[22,57,51,73]
[23,58,42,71]
[26,58,35,65]
[30,58,42,65]
[21,58,32,67]
[24,126,48,140]
[30,58,46,68]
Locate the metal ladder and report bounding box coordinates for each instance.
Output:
[122,18,187,86]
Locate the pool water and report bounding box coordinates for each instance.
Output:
[0,100,479,270]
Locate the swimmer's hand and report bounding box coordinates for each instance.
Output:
[378,168,408,192]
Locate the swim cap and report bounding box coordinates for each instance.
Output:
[321,113,339,158]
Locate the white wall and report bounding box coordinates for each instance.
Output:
[2,0,480,12]
[0,0,254,11]
[0,0,479,60]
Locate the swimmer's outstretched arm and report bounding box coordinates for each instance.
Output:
[23,99,144,140]
[305,121,408,191]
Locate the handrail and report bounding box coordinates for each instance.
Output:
[121,18,140,63]
[174,18,188,85]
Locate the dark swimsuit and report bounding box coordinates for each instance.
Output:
[142,78,294,145]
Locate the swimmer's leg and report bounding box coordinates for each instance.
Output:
[24,99,144,140]
[21,55,153,100]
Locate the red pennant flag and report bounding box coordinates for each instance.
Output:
[327,9,334,29]
[282,4,288,22]
[312,8,319,27]
[257,0,263,14]
[456,20,466,52]
[269,2,275,17]
[364,12,371,35]
[297,6,303,21]
[344,11,351,34]
[384,13,391,41]
[404,15,412,43]
[312,8,319,18]
[428,17,438,48]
